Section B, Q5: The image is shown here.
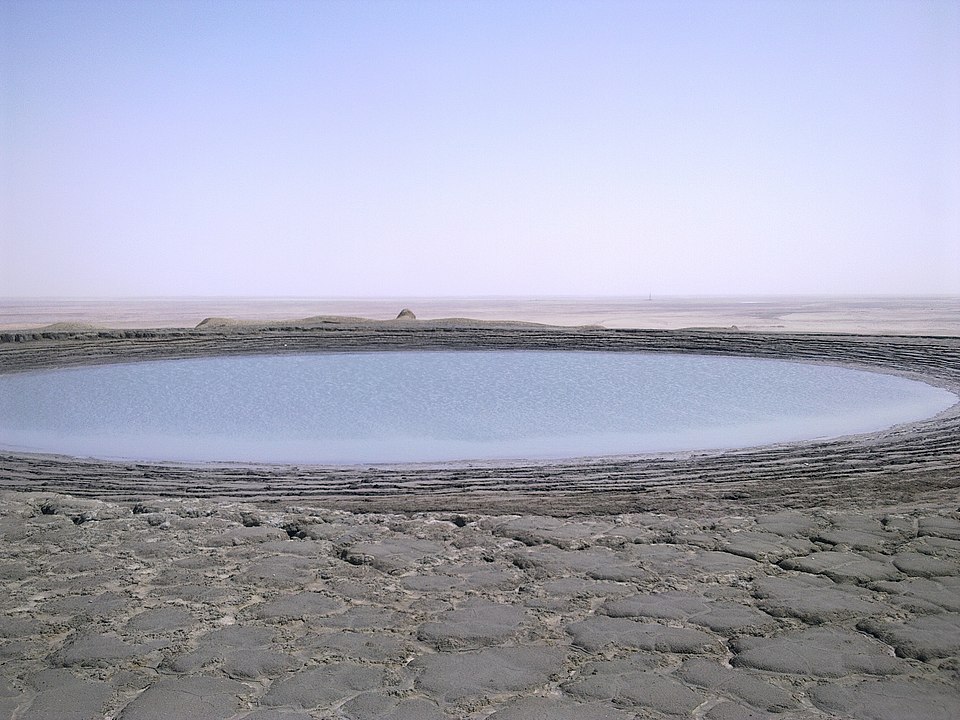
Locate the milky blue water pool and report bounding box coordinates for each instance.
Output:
[0,351,954,464]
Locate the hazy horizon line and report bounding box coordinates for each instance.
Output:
[4,292,960,301]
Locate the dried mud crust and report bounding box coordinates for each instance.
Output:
[0,324,958,515]
[1,493,959,719]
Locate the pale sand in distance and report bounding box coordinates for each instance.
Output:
[2,295,960,335]
[0,297,958,719]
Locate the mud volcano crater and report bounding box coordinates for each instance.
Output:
[0,322,958,514]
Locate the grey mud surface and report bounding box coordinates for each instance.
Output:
[2,493,960,719]
[1,323,959,718]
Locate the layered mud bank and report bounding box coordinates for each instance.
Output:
[0,322,958,515]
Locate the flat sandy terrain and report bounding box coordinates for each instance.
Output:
[0,300,958,719]
[2,295,959,335]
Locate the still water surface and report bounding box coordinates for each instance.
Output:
[0,351,954,464]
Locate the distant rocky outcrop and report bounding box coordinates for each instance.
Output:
[396,308,417,320]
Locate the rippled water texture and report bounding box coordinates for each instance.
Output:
[0,351,955,464]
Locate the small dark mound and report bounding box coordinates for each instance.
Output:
[196,317,243,328]
[396,308,417,320]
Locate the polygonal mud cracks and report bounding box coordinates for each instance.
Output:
[442,562,524,592]
[45,591,130,619]
[918,516,960,541]
[754,511,821,538]
[870,576,960,612]
[237,709,314,720]
[701,699,784,719]
[731,627,906,677]
[858,613,960,661]
[676,658,798,713]
[118,676,249,720]
[418,600,524,649]
[18,671,113,720]
[0,616,40,639]
[308,631,411,663]
[4,489,960,719]
[235,556,320,588]
[319,605,408,631]
[563,656,705,715]
[413,647,567,702]
[126,607,197,633]
[54,632,158,668]
[484,696,638,719]
[567,616,722,654]
[721,531,816,563]
[780,551,901,584]
[342,538,444,573]
[491,515,608,549]
[245,591,345,621]
[752,573,889,623]
[163,626,277,674]
[207,525,289,546]
[262,663,385,710]
[512,544,649,582]
[221,649,302,681]
[815,528,894,551]
[682,551,761,578]
[338,692,447,720]
[601,591,777,634]
[0,679,21,720]
[810,678,960,720]
[890,552,960,578]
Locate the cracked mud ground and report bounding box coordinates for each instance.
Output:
[1,491,958,719]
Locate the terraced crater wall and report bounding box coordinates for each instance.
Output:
[0,323,958,515]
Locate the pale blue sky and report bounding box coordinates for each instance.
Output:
[2,0,958,297]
